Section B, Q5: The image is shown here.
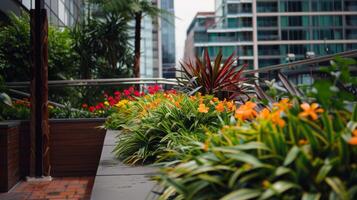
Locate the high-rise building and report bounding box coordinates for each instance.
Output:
[0,0,84,27]
[161,0,176,78]
[185,0,357,70]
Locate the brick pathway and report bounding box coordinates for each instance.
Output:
[0,177,94,200]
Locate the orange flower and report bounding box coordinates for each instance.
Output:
[198,104,209,113]
[212,97,219,102]
[299,103,324,120]
[215,102,225,112]
[348,137,357,145]
[298,139,308,145]
[273,98,292,111]
[271,111,285,127]
[235,101,258,121]
[258,108,271,119]
[226,101,236,112]
[353,129,357,137]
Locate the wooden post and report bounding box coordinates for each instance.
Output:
[29,0,50,177]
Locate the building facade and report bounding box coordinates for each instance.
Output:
[185,0,357,70]
[161,0,176,78]
[0,0,84,27]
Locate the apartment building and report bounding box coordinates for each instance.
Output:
[185,0,357,70]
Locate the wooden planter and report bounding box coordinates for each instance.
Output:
[0,118,106,192]
[49,119,106,177]
[0,121,21,192]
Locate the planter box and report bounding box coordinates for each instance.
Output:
[0,121,21,192]
[49,118,106,177]
[0,118,106,192]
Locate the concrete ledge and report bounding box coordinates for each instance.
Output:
[91,130,159,200]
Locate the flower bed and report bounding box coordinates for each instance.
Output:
[104,57,357,199]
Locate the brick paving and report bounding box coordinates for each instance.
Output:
[0,177,94,200]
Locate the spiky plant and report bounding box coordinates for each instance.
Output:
[177,49,250,100]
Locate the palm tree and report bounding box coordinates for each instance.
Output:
[89,0,163,78]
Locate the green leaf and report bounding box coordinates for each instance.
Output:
[0,92,12,106]
[221,189,262,200]
[259,181,300,200]
[325,177,349,200]
[283,146,300,166]
[316,164,333,184]
[226,152,263,167]
[302,193,321,200]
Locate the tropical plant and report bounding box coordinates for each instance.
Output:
[157,99,357,200]
[178,49,250,100]
[89,0,165,77]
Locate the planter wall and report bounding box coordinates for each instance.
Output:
[49,119,106,177]
[0,122,21,192]
[0,118,106,192]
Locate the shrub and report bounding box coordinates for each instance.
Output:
[106,92,237,164]
[156,100,357,200]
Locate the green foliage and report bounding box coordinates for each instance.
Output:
[157,101,357,200]
[178,49,250,100]
[106,93,234,164]
[71,15,133,79]
[310,57,357,110]
[0,13,78,81]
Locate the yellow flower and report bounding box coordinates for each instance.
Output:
[234,101,258,121]
[299,103,324,120]
[198,104,209,113]
[115,100,129,108]
[273,98,292,111]
[215,102,225,112]
[262,180,270,189]
[104,101,109,106]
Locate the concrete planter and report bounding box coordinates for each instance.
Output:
[0,118,106,192]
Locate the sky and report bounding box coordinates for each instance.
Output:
[174,0,215,63]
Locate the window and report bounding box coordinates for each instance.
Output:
[346,16,357,26]
[313,16,343,27]
[345,1,357,11]
[312,29,343,40]
[258,30,279,41]
[259,45,280,56]
[257,2,278,12]
[312,0,342,11]
[280,0,309,12]
[346,29,357,39]
[257,17,278,27]
[281,16,309,27]
[282,30,309,40]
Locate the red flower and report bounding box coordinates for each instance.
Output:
[140,92,145,96]
[124,89,131,96]
[128,86,135,92]
[82,104,88,108]
[89,106,95,112]
[98,103,104,108]
[134,91,140,97]
[114,91,120,96]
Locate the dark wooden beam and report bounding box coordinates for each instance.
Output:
[30,0,50,177]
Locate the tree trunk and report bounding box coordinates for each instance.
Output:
[133,12,142,78]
